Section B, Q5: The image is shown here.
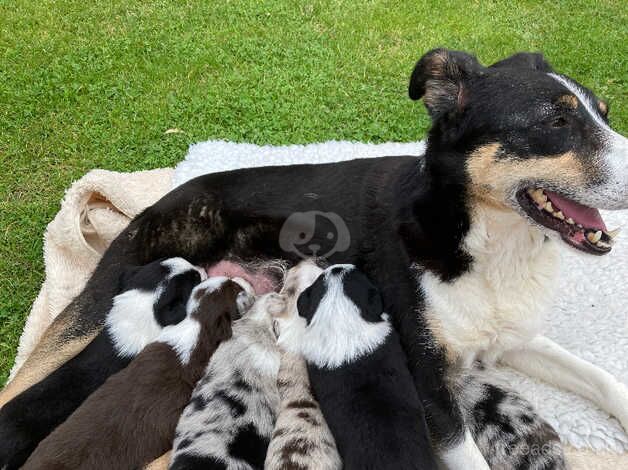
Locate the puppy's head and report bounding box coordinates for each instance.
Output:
[410,48,627,255]
[286,264,391,369]
[159,276,255,366]
[272,259,323,347]
[188,276,256,336]
[107,257,206,358]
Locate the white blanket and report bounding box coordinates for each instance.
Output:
[174,140,628,453]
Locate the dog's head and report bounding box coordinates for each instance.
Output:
[410,48,627,255]
[279,264,391,369]
[106,257,206,358]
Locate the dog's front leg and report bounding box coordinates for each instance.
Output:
[500,335,628,434]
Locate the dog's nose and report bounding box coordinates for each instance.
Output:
[308,243,320,254]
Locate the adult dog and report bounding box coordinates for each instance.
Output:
[5,49,628,468]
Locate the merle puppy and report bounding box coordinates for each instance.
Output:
[169,291,283,470]
[0,257,205,470]
[22,277,250,470]
[279,264,437,470]
[266,260,342,470]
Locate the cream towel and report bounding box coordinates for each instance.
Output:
[8,168,173,380]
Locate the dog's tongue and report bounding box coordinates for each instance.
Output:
[545,190,607,231]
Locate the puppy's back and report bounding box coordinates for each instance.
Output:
[23,342,188,470]
[308,330,436,470]
[170,309,281,469]
[266,351,341,470]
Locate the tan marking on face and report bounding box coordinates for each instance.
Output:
[557,94,578,109]
[466,143,587,209]
[598,100,608,116]
[1,317,98,408]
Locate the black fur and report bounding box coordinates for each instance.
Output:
[0,258,202,470]
[299,267,437,470]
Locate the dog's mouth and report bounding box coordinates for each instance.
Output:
[517,188,619,255]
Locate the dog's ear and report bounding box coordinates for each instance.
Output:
[489,52,554,72]
[409,48,484,118]
[154,270,202,326]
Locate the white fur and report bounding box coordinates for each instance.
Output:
[501,335,628,435]
[290,266,391,369]
[105,258,206,357]
[105,289,163,358]
[157,317,201,365]
[421,204,560,367]
[549,73,628,210]
[440,430,490,470]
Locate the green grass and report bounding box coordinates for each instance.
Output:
[0,0,626,382]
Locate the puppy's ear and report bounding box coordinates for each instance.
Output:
[409,48,483,118]
[154,270,203,326]
[489,52,553,72]
[213,310,234,342]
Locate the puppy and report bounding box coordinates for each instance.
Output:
[456,372,567,470]
[266,260,342,470]
[0,257,205,470]
[277,264,437,470]
[22,276,252,470]
[169,291,284,470]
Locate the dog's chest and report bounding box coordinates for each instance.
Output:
[420,208,561,366]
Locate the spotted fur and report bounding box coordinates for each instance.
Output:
[455,371,567,470]
[169,292,283,470]
[265,351,342,470]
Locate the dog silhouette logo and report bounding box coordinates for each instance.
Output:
[279,211,351,259]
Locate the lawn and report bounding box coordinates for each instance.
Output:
[0,0,626,382]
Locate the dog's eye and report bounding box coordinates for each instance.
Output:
[550,116,568,128]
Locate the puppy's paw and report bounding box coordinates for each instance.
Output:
[264,293,287,317]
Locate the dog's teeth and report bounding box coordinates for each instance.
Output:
[553,211,565,220]
[566,217,575,225]
[544,201,554,212]
[608,228,621,239]
[531,189,548,205]
[587,231,602,244]
[596,240,611,249]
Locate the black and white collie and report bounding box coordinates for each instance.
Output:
[8,49,628,468]
[278,264,437,470]
[0,257,205,470]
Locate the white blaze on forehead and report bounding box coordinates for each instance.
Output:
[548,73,628,210]
[297,271,391,369]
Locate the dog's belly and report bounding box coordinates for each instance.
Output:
[205,260,284,294]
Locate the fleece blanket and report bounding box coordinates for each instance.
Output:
[176,140,628,456]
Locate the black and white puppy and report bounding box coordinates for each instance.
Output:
[169,291,284,470]
[0,257,205,470]
[278,264,437,470]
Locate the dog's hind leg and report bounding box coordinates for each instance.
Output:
[456,370,567,469]
[501,335,628,435]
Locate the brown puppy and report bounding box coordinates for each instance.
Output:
[23,276,254,470]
